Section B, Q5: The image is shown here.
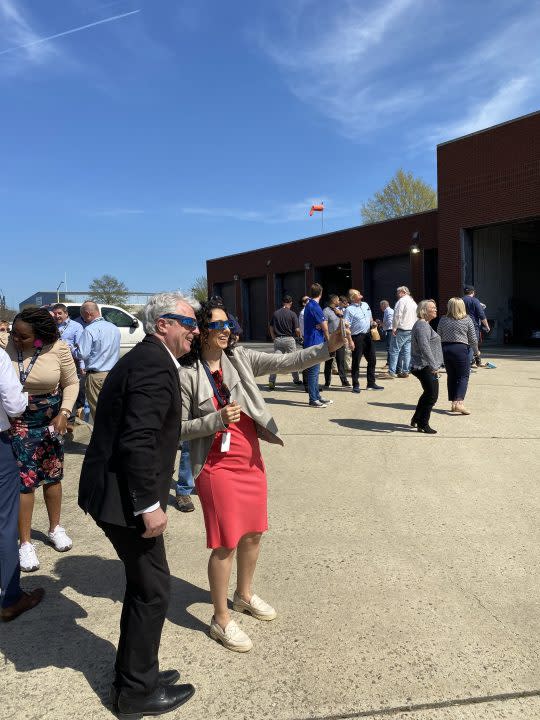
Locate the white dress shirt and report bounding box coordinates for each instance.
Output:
[0,348,28,431]
[133,340,181,517]
[392,295,418,331]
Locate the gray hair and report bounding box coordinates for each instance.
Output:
[380,300,389,309]
[143,291,200,334]
[81,301,100,314]
[417,299,436,320]
[396,286,410,295]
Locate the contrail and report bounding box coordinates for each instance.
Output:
[0,9,141,56]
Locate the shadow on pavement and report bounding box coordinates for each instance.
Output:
[0,555,210,709]
[0,573,116,710]
[330,418,413,433]
[367,401,448,416]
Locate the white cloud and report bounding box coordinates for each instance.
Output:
[253,0,540,143]
[182,197,356,224]
[89,208,145,217]
[0,0,58,73]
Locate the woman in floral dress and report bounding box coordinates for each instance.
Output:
[1,307,78,572]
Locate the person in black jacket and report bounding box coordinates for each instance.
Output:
[78,292,199,717]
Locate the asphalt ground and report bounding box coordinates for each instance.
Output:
[1,345,539,720]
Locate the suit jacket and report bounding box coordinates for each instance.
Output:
[180,343,329,480]
[78,335,182,528]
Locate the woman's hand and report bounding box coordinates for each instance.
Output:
[51,412,68,436]
[220,400,241,425]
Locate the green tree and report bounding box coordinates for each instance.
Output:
[360,169,437,224]
[88,274,130,308]
[191,275,208,304]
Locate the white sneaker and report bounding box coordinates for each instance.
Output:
[209,617,253,652]
[19,542,40,572]
[48,525,73,552]
[233,592,277,621]
[319,398,334,405]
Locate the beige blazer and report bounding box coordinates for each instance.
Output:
[180,343,330,479]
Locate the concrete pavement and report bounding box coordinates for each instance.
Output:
[1,346,540,720]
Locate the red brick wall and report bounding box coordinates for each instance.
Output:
[207,210,438,322]
[437,112,540,303]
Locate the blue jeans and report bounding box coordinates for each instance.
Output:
[0,433,22,609]
[388,330,412,375]
[307,364,322,403]
[383,329,392,363]
[175,440,194,496]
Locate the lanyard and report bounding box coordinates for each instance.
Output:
[202,362,230,407]
[59,319,70,336]
[17,347,43,384]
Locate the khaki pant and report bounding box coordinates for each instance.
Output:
[85,371,108,420]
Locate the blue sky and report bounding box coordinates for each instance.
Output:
[1,0,539,308]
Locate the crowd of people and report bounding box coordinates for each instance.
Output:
[0,284,490,716]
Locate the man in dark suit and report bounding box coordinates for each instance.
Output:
[79,292,199,717]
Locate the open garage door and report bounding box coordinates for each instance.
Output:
[472,218,540,343]
[364,254,410,310]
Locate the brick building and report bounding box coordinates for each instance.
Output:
[207,111,540,342]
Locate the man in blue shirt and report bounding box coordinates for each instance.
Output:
[303,283,333,408]
[79,301,121,420]
[52,303,85,430]
[344,289,384,393]
[463,286,490,366]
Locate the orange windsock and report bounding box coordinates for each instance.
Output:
[309,203,324,216]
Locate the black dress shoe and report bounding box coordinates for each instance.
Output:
[341,380,351,387]
[366,383,384,390]
[110,670,181,710]
[417,424,437,434]
[117,684,195,717]
[410,416,418,427]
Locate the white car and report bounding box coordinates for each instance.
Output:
[62,303,146,356]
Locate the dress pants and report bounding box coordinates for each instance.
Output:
[85,371,108,420]
[100,522,170,696]
[269,337,300,384]
[351,332,376,388]
[324,348,347,386]
[0,432,22,610]
[442,342,470,401]
[411,367,439,426]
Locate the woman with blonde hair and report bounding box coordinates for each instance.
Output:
[410,300,443,433]
[437,297,479,414]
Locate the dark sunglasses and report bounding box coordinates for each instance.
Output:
[207,320,232,331]
[159,313,198,329]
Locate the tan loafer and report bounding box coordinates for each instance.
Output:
[209,618,253,652]
[233,592,277,621]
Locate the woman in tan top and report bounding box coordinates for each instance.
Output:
[1,307,78,572]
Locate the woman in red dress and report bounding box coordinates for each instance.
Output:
[180,299,344,652]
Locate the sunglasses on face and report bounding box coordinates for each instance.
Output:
[159,313,198,329]
[207,320,232,331]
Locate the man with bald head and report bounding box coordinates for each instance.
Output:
[78,301,121,419]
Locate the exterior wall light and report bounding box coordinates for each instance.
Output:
[304,262,311,270]
[410,244,421,254]
[233,274,239,281]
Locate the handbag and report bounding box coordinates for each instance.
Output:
[370,327,381,341]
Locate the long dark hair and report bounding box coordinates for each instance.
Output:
[179,298,236,367]
[13,307,60,345]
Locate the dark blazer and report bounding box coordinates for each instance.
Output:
[78,335,182,528]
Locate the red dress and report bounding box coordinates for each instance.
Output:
[196,370,268,549]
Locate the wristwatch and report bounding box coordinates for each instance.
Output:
[60,409,71,419]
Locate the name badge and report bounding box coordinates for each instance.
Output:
[221,432,231,453]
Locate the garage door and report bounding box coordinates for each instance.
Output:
[242,277,268,341]
[275,271,306,314]
[364,254,410,310]
[212,281,236,313]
